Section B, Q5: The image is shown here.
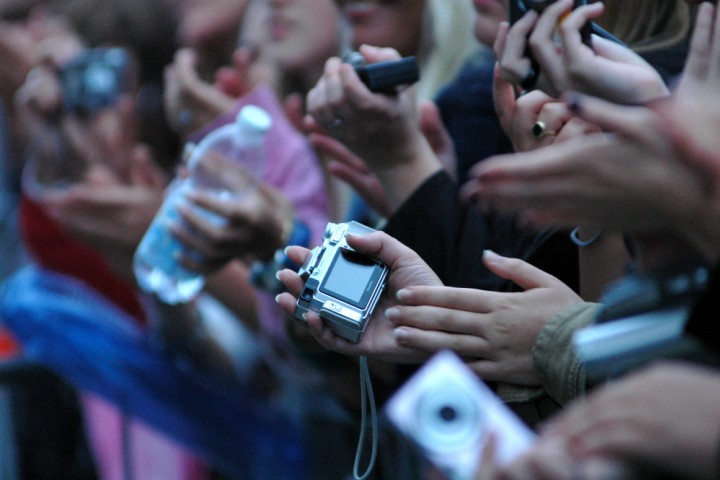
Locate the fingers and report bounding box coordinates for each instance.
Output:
[277,267,305,298]
[357,44,402,64]
[498,11,539,84]
[482,250,565,291]
[306,56,345,129]
[345,230,419,269]
[559,3,605,66]
[418,100,452,158]
[284,245,312,267]
[309,132,371,174]
[586,35,646,67]
[493,62,518,136]
[682,3,714,86]
[527,0,573,90]
[392,325,490,357]
[563,92,659,144]
[709,2,720,80]
[395,284,497,314]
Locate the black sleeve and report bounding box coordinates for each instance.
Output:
[383,171,579,293]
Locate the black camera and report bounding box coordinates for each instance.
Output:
[295,221,388,343]
[343,51,420,94]
[60,47,134,115]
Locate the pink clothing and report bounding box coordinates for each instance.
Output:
[190,84,329,344]
[82,394,209,480]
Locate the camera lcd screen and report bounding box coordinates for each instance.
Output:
[321,249,384,309]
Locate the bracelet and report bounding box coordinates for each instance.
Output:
[570,227,604,247]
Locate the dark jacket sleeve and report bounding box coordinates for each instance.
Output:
[383,170,579,293]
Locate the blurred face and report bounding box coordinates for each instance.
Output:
[472,0,507,47]
[334,0,426,57]
[267,0,341,72]
[177,0,248,48]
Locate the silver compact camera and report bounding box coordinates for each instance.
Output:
[385,351,536,480]
[294,221,388,343]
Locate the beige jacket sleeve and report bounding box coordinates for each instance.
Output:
[532,302,603,405]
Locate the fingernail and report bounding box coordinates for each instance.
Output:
[483,250,502,265]
[275,271,282,281]
[301,312,308,321]
[283,246,292,255]
[566,92,582,114]
[396,289,411,301]
[393,327,408,341]
[274,294,282,304]
[385,307,399,320]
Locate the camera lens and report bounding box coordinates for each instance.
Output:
[414,381,484,454]
[439,405,457,422]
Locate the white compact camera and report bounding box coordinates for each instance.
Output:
[385,351,536,479]
[294,221,388,343]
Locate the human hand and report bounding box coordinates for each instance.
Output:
[496,1,668,103]
[654,2,720,184]
[385,251,581,386]
[172,154,295,273]
[475,434,636,480]
[276,230,444,363]
[463,94,716,259]
[163,48,236,137]
[0,20,38,105]
[306,45,421,163]
[308,100,453,218]
[39,144,167,281]
[305,45,441,211]
[535,362,720,480]
[493,63,598,152]
[309,131,392,217]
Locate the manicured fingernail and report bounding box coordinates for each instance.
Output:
[393,327,408,341]
[385,307,399,320]
[483,250,501,265]
[566,92,582,114]
[396,289,411,301]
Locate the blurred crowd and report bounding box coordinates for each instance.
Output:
[0,0,719,479]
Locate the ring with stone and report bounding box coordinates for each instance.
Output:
[532,121,557,139]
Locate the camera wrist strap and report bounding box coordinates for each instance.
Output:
[353,355,378,480]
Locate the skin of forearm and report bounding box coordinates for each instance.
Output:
[203,260,260,331]
[373,135,443,215]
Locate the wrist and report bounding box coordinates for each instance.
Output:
[374,137,443,214]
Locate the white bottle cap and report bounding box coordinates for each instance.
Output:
[235,105,272,135]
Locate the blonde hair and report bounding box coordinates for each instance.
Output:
[413,0,480,102]
[595,0,690,53]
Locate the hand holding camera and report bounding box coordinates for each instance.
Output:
[275,226,444,363]
[306,45,427,168]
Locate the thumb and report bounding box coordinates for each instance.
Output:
[358,44,402,64]
[482,250,563,291]
[563,91,658,143]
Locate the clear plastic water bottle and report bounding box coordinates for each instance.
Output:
[134,105,272,304]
